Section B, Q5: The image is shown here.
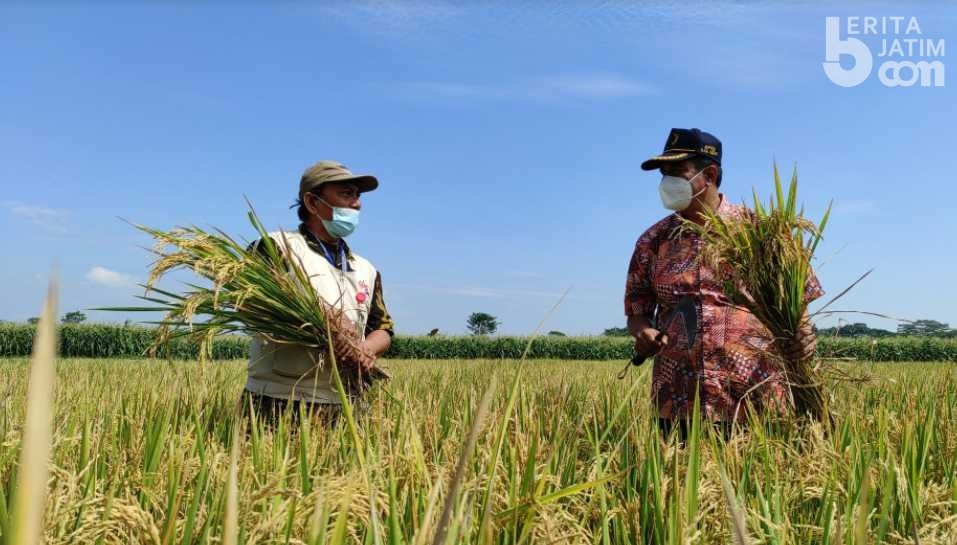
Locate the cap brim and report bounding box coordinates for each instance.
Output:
[314,174,379,193]
[640,152,694,171]
[349,175,379,193]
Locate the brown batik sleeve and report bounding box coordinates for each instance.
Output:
[624,230,658,319]
[804,269,825,305]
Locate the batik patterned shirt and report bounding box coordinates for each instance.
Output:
[624,195,824,422]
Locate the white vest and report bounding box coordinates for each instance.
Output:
[244,230,378,404]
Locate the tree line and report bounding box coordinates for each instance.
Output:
[10,311,955,339]
[601,319,956,338]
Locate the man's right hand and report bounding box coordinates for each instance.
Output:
[634,326,668,359]
[356,345,378,373]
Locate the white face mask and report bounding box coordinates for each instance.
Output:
[658,169,707,211]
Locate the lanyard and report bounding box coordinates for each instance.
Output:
[318,239,348,274]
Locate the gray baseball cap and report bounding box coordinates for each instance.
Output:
[299,160,379,198]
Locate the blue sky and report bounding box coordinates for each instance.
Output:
[1,1,955,335]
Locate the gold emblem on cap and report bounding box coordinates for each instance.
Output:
[669,132,680,146]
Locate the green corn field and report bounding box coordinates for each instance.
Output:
[1,356,956,544]
[2,324,956,362]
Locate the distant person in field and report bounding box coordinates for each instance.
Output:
[243,160,394,425]
[625,128,823,439]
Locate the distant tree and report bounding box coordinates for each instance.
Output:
[123,319,132,327]
[602,326,629,337]
[817,322,894,338]
[897,319,951,337]
[547,330,566,337]
[61,311,87,324]
[428,328,440,337]
[27,317,40,325]
[466,312,499,336]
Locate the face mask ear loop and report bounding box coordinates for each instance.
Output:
[301,192,326,217]
[317,195,360,215]
[688,169,709,202]
[315,195,345,222]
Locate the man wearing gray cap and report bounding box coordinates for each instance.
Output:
[242,160,394,425]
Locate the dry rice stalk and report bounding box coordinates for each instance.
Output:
[682,163,832,421]
[432,375,498,545]
[101,201,379,385]
[223,420,241,545]
[9,275,58,545]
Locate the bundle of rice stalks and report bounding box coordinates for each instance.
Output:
[683,164,831,421]
[102,201,380,386]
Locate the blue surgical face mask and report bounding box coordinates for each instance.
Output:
[317,197,360,238]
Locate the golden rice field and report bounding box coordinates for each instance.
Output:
[1,357,956,544]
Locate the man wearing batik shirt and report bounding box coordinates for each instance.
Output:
[625,128,822,438]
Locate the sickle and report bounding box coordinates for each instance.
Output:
[617,295,698,379]
[672,295,698,349]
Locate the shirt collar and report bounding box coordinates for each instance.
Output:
[667,192,729,234]
[714,192,731,217]
[299,223,353,263]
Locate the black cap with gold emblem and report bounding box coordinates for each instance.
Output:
[640,128,722,171]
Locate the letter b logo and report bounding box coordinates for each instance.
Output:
[823,17,873,87]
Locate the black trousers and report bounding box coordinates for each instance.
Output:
[657,418,734,441]
[240,390,343,429]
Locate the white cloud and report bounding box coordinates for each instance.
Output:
[399,74,653,103]
[392,282,617,302]
[323,1,808,93]
[85,266,135,288]
[3,201,68,233]
[393,282,559,299]
[507,270,543,279]
[317,0,465,36]
[319,1,777,39]
[536,75,651,98]
[637,2,785,29]
[443,287,509,298]
[403,81,512,101]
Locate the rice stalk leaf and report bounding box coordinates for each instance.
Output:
[431,374,497,545]
[222,420,241,545]
[8,275,58,545]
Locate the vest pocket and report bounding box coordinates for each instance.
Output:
[269,344,324,380]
